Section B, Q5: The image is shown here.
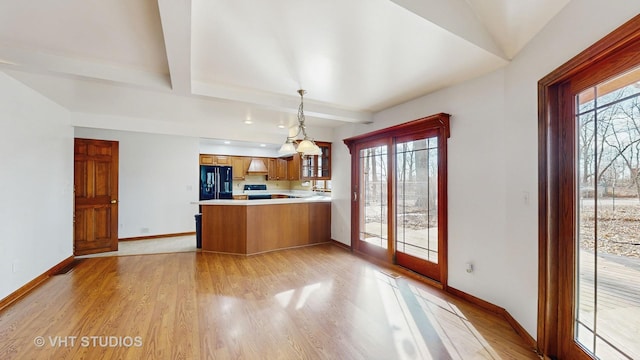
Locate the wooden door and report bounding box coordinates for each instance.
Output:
[74,138,119,255]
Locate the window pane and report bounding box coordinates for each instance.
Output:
[577,110,596,353]
[360,145,388,249]
[576,67,640,359]
[396,137,438,263]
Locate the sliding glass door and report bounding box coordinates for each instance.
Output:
[345,114,449,284]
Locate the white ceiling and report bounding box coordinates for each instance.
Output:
[0,0,570,144]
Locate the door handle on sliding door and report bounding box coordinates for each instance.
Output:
[353,192,357,201]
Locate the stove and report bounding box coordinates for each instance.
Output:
[243,184,272,200]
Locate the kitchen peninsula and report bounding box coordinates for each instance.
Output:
[198,195,331,255]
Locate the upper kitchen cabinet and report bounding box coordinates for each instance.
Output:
[287,154,301,181]
[268,158,288,180]
[215,155,231,165]
[200,154,214,165]
[231,156,247,180]
[300,142,331,180]
[200,154,231,166]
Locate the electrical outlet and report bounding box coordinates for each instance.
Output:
[141,227,149,234]
[12,261,20,273]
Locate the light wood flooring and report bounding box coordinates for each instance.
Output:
[0,244,539,359]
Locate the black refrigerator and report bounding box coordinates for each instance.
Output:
[199,165,233,200]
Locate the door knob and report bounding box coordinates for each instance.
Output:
[111,199,117,204]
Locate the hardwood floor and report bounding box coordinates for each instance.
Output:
[0,244,538,359]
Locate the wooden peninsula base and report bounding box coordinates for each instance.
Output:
[201,201,331,255]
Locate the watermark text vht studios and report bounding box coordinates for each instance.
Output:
[34,335,142,348]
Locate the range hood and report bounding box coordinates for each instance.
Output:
[246,158,268,174]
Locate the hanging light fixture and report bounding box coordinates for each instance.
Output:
[278,90,322,156]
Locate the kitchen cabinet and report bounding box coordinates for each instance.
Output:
[286,154,301,180]
[231,156,247,180]
[199,154,215,165]
[215,155,231,165]
[267,159,277,180]
[277,159,287,179]
[200,154,232,166]
[300,142,331,180]
[268,158,288,180]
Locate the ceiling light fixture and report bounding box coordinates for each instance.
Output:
[278,89,322,157]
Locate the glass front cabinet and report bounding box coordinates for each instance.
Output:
[300,141,331,180]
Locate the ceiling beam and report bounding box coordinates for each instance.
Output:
[157,0,192,95]
[192,81,373,124]
[390,0,507,60]
[0,45,170,89]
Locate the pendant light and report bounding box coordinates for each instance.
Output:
[278,90,322,156]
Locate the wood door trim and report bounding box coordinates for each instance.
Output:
[538,13,640,359]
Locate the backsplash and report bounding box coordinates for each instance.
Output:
[233,175,314,193]
[290,181,314,191]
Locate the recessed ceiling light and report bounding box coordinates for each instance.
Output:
[260,144,266,147]
[244,120,253,125]
[223,141,231,144]
[277,124,286,129]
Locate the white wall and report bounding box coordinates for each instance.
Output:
[0,71,73,300]
[74,128,200,238]
[331,0,640,337]
[331,124,358,245]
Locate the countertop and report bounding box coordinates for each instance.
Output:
[195,191,331,206]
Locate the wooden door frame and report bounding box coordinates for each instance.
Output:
[537,14,640,359]
[344,113,450,285]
